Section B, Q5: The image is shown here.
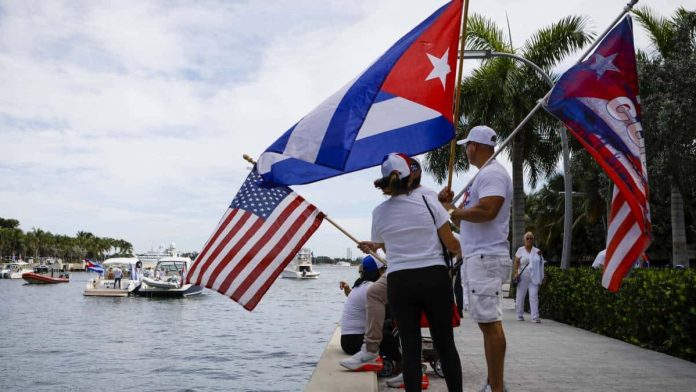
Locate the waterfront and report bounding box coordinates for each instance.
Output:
[0,265,357,392]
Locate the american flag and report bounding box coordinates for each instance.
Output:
[544,16,651,291]
[186,168,324,310]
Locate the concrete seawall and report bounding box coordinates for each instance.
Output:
[305,326,377,392]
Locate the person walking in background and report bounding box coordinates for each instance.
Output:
[342,153,462,392]
[440,125,512,392]
[513,232,545,323]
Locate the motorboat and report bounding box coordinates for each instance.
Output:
[136,243,179,270]
[1,261,32,279]
[138,255,203,297]
[22,265,70,284]
[282,248,320,279]
[84,257,142,297]
[335,261,351,267]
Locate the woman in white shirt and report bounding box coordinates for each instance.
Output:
[358,153,462,392]
[513,232,545,323]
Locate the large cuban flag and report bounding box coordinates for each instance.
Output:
[544,16,651,291]
[257,0,463,185]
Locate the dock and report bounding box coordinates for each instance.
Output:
[309,298,696,391]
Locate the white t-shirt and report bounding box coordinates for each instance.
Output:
[371,186,449,274]
[459,160,512,257]
[515,246,545,284]
[113,267,123,279]
[341,281,372,335]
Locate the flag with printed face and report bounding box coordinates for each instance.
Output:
[257,0,463,186]
[185,168,324,311]
[543,16,651,291]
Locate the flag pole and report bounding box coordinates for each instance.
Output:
[451,0,639,204]
[445,0,471,192]
[242,154,388,265]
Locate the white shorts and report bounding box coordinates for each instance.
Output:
[464,254,511,323]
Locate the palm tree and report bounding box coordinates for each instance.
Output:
[426,14,594,253]
[633,6,696,266]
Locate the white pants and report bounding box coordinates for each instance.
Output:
[515,271,539,320]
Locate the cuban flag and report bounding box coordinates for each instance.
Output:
[85,259,104,275]
[257,0,463,185]
[544,16,651,291]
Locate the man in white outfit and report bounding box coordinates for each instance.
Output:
[440,125,512,392]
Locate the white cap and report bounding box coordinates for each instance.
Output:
[380,153,419,179]
[457,125,498,146]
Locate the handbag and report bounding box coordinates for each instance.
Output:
[511,263,529,287]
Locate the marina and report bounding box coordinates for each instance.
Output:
[0,265,356,391]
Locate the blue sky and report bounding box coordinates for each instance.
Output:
[0,0,685,258]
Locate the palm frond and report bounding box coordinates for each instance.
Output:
[522,15,595,69]
[632,6,675,57]
[465,14,510,52]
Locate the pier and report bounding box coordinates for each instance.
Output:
[308,298,696,391]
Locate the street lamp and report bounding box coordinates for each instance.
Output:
[459,50,574,270]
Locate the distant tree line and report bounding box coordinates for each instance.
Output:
[0,217,133,263]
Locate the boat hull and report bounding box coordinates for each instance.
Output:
[281,270,320,279]
[22,272,69,284]
[138,283,203,298]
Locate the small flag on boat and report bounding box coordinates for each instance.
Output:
[85,259,104,275]
[186,168,324,310]
[256,0,464,186]
[543,16,651,291]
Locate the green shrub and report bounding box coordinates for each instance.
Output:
[539,266,696,362]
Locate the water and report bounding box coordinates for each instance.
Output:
[0,265,357,392]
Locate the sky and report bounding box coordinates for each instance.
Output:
[0,0,688,258]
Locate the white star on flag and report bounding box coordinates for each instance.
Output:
[589,53,619,79]
[425,48,451,89]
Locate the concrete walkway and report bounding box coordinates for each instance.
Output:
[377,298,696,391]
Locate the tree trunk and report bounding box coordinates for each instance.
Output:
[511,133,526,257]
[671,184,689,267]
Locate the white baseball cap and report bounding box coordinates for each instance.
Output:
[380,153,420,179]
[456,125,498,146]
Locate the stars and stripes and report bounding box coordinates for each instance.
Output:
[544,16,651,291]
[185,169,324,310]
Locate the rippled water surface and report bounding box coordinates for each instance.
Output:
[0,265,357,392]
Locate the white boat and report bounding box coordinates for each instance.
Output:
[136,243,178,270]
[1,261,33,279]
[138,255,203,297]
[84,257,142,297]
[335,261,351,267]
[282,248,320,279]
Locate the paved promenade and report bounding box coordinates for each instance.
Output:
[377,298,696,391]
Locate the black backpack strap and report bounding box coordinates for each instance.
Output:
[422,195,452,269]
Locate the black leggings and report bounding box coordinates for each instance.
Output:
[341,333,402,362]
[388,265,461,392]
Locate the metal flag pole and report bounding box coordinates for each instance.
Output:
[445,0,471,192]
[451,0,639,205]
[242,154,387,265]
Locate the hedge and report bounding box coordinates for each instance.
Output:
[537,266,696,362]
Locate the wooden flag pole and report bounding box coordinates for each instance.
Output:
[446,0,471,192]
[242,154,387,265]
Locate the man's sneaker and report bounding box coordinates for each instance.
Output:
[516,316,524,321]
[532,318,541,323]
[339,348,383,372]
[386,373,429,389]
